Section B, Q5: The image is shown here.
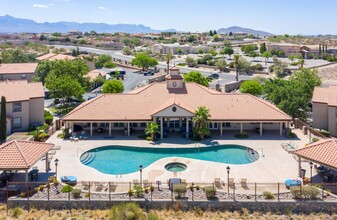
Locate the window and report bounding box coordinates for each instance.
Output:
[12,102,22,112]
[225,123,231,127]
[13,117,22,129]
[21,74,27,79]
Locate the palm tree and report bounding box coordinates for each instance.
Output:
[233,54,240,82]
[145,122,159,141]
[298,59,305,69]
[165,53,174,74]
[193,106,211,140]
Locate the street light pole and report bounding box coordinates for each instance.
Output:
[309,162,313,184]
[54,158,59,180]
[139,165,143,187]
[226,166,230,197]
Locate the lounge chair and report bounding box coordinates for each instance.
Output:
[228,178,235,188]
[133,179,139,186]
[70,133,79,142]
[81,181,89,190]
[109,182,117,192]
[214,178,223,188]
[94,182,103,191]
[239,178,248,187]
[181,179,187,185]
[143,180,149,188]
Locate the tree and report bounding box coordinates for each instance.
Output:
[193,106,211,140]
[187,35,196,43]
[260,42,267,54]
[298,59,305,69]
[177,48,183,55]
[240,80,263,95]
[247,33,254,39]
[131,53,158,71]
[233,54,241,82]
[216,59,227,72]
[185,57,197,67]
[104,61,117,68]
[183,71,209,87]
[212,34,219,42]
[46,75,85,102]
[52,32,62,37]
[213,30,217,35]
[165,53,174,74]
[36,60,52,85]
[262,51,272,66]
[1,49,36,63]
[145,122,159,141]
[229,32,233,36]
[249,51,259,61]
[209,30,213,36]
[170,37,178,43]
[122,47,132,55]
[101,80,124,93]
[197,49,204,54]
[263,68,321,120]
[95,54,114,69]
[0,96,6,141]
[39,34,47,41]
[223,46,234,59]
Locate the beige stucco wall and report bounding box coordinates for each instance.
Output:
[0,73,35,82]
[6,101,30,132]
[312,102,328,130]
[328,106,337,137]
[29,98,44,126]
[6,118,11,135]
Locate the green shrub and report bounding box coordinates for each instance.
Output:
[64,128,70,138]
[19,192,25,198]
[12,207,23,218]
[146,136,152,141]
[173,184,187,198]
[203,186,216,200]
[34,187,39,193]
[61,184,73,193]
[128,189,133,197]
[109,202,145,220]
[38,132,48,141]
[253,63,263,71]
[290,186,319,200]
[71,188,82,198]
[39,185,44,191]
[235,132,249,139]
[44,110,54,125]
[312,137,320,142]
[147,210,161,220]
[133,185,143,197]
[314,129,330,137]
[263,191,275,200]
[85,192,90,198]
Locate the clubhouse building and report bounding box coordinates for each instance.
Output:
[62,67,292,138]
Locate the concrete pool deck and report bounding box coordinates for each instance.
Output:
[34,129,312,184]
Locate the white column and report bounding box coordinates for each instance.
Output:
[260,122,263,136]
[45,152,49,172]
[186,117,189,138]
[128,122,130,136]
[220,122,223,136]
[71,123,74,134]
[153,117,156,122]
[25,170,28,182]
[240,123,243,134]
[160,117,163,139]
[280,122,283,136]
[90,123,93,136]
[179,118,182,128]
[298,156,302,177]
[109,123,112,136]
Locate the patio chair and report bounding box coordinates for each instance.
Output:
[143,180,149,188]
[133,179,139,186]
[109,182,117,192]
[239,178,248,188]
[228,178,235,188]
[181,179,187,185]
[214,178,223,188]
[94,182,103,192]
[81,181,89,191]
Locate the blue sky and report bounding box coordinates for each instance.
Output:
[0,0,335,34]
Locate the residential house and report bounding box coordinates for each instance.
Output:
[0,63,38,82]
[312,86,337,137]
[0,80,44,135]
[36,53,76,61]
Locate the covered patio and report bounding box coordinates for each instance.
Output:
[0,140,54,183]
[292,138,337,183]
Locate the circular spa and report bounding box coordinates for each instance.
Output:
[165,162,187,172]
[80,145,259,175]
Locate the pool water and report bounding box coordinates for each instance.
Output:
[165,162,187,172]
[80,145,259,175]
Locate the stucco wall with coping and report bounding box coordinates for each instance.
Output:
[312,102,328,130]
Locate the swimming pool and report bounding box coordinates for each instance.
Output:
[80,145,259,175]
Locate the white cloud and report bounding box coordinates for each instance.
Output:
[49,3,55,6]
[33,4,49,8]
[98,6,106,10]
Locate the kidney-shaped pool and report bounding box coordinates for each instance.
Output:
[80,145,259,175]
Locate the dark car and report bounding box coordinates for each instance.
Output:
[143,71,154,76]
[207,73,219,79]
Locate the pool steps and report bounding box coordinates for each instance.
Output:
[80,152,96,165]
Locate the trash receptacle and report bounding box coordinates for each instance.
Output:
[300,168,306,178]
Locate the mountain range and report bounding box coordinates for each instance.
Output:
[217,26,273,36]
[0,15,176,34]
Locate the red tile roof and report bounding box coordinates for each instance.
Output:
[292,139,337,169]
[0,141,54,170]
[63,82,292,122]
[0,80,44,102]
[0,63,38,75]
[87,69,107,81]
[36,53,76,61]
[312,86,337,107]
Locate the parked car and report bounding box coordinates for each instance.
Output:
[143,71,154,76]
[207,73,219,80]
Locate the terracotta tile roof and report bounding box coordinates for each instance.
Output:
[63,82,292,122]
[36,53,76,61]
[151,97,195,115]
[292,139,337,169]
[0,63,38,75]
[0,80,44,102]
[0,140,54,170]
[87,69,107,81]
[312,86,337,106]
